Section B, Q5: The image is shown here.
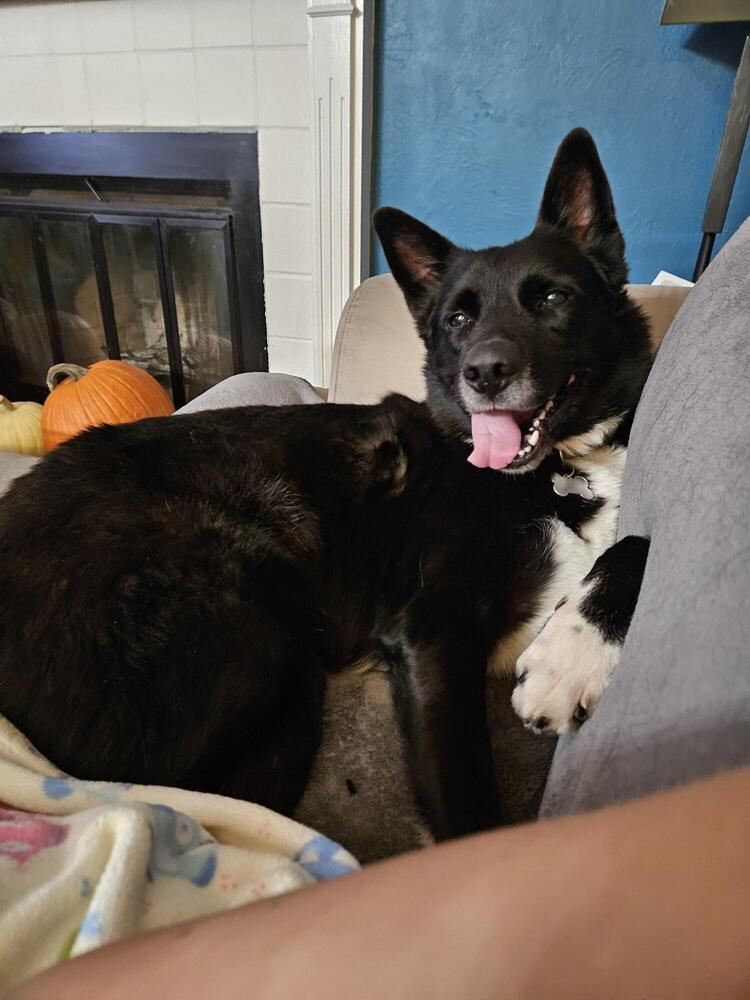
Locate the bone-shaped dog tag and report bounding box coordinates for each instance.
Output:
[551,471,594,500]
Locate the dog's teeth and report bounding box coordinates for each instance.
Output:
[527,429,539,446]
[532,418,541,428]
[567,374,576,386]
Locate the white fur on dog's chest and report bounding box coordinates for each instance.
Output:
[488,443,626,675]
[568,443,627,551]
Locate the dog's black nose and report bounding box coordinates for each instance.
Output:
[462,340,522,395]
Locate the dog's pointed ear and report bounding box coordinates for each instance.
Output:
[373,208,457,315]
[537,128,627,287]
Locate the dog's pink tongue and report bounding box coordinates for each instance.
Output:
[468,412,521,470]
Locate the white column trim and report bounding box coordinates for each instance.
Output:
[307,3,356,15]
[307,0,372,386]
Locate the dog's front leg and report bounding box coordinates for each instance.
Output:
[390,599,501,841]
[512,535,650,734]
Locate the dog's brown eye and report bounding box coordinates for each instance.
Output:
[448,312,469,329]
[542,290,568,308]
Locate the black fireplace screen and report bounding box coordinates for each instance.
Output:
[0,132,267,408]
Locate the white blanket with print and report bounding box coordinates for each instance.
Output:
[0,716,358,991]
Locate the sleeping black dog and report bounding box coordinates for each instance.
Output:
[0,129,651,841]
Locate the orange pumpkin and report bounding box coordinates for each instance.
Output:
[42,361,174,451]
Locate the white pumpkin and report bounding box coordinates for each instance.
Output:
[0,395,45,457]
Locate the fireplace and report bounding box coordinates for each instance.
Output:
[0,132,266,408]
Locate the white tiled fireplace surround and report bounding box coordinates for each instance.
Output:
[0,0,368,386]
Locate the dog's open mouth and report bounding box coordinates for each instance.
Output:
[468,374,576,471]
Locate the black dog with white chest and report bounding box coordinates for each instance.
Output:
[374,127,652,837]
[0,129,651,843]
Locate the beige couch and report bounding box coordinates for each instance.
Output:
[328,274,690,404]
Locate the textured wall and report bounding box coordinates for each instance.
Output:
[371,1,750,282]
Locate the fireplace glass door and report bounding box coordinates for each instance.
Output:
[0,132,266,408]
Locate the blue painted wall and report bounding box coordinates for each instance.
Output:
[371,2,750,282]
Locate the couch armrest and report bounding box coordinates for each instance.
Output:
[329,274,425,404]
[626,284,692,350]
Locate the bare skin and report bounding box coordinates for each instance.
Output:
[11,768,750,1000]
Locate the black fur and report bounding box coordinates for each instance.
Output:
[0,396,440,814]
[579,536,650,645]
[0,129,652,842]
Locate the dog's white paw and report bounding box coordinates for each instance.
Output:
[511,583,620,735]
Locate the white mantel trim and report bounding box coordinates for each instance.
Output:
[307,0,372,385]
[307,3,356,16]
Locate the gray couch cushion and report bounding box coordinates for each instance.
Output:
[0,451,39,499]
[542,219,750,817]
[176,373,323,413]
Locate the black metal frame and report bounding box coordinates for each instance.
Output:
[0,132,267,406]
[692,35,750,281]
